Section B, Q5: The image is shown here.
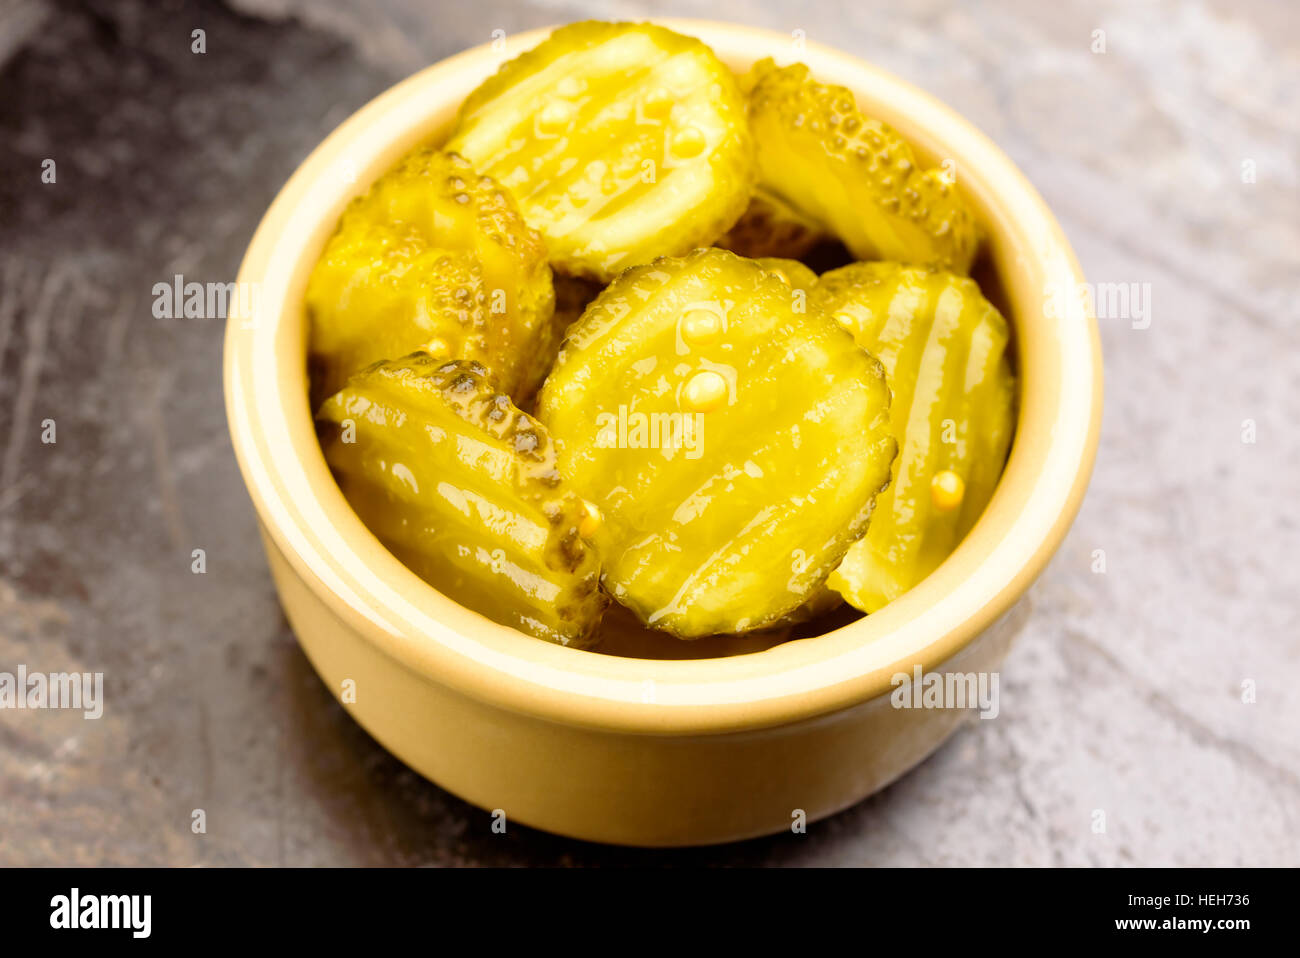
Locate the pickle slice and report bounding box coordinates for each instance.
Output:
[813,263,1015,612]
[536,248,896,638]
[746,59,979,273]
[306,148,554,407]
[717,187,828,260]
[446,21,756,282]
[318,354,607,646]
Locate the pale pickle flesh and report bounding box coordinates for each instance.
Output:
[447,21,756,282]
[814,262,1015,612]
[537,248,896,638]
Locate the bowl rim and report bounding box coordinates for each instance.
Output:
[224,19,1103,736]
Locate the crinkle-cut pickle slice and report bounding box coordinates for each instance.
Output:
[446,21,756,282]
[814,262,1015,613]
[306,148,554,407]
[318,355,607,647]
[537,248,897,638]
[746,58,979,273]
[717,187,828,261]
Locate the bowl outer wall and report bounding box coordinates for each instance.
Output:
[223,21,1103,737]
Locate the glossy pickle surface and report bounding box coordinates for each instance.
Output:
[813,262,1015,613]
[746,58,979,273]
[537,248,897,637]
[317,355,607,646]
[306,148,555,407]
[305,24,1016,647]
[447,21,756,282]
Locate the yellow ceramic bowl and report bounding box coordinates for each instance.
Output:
[224,21,1102,846]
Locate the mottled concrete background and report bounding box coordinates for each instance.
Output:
[0,0,1296,865]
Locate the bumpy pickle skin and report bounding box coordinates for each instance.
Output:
[813,262,1015,613]
[306,149,555,407]
[536,247,897,638]
[746,59,979,273]
[446,21,756,282]
[317,355,607,647]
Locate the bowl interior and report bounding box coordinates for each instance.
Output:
[225,21,1100,731]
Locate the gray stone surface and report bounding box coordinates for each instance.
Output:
[0,0,1296,865]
